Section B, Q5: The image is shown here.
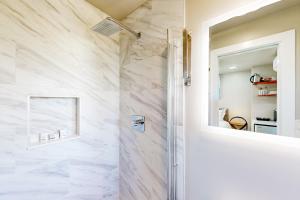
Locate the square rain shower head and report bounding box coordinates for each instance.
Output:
[92,18,122,37]
[92,17,141,38]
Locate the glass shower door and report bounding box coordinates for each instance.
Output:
[167,29,185,200]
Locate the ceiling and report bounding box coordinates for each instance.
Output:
[219,46,277,74]
[87,0,147,20]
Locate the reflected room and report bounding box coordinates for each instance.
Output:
[209,0,299,137]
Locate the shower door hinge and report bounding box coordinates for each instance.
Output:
[184,74,191,86]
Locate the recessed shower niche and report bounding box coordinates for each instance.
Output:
[28,96,80,148]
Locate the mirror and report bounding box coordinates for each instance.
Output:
[208,0,299,137]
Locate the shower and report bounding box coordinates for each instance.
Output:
[92,17,141,39]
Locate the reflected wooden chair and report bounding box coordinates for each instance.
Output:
[229,116,248,130]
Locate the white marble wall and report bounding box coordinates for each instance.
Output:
[0,0,119,199]
[0,39,15,83]
[119,0,184,199]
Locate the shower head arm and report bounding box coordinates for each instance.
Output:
[106,17,141,39]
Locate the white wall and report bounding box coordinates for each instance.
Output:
[185,0,300,200]
[219,71,251,129]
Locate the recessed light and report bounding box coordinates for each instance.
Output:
[229,66,237,70]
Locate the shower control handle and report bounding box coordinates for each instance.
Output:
[133,119,144,125]
[130,115,145,133]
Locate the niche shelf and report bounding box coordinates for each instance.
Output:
[27,96,80,148]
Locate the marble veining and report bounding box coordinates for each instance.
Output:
[120,0,184,199]
[0,0,185,199]
[0,38,15,83]
[0,0,119,199]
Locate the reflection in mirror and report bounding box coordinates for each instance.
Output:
[209,0,299,137]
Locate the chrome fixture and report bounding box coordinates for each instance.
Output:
[167,30,177,200]
[130,115,145,132]
[167,29,186,200]
[92,17,141,39]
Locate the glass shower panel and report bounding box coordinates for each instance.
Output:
[167,29,185,200]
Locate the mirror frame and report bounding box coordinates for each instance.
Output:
[199,0,297,141]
